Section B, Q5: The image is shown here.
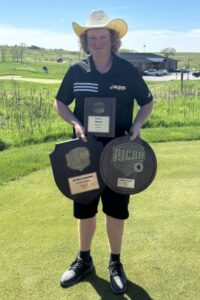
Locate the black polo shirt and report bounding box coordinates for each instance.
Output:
[56,53,153,137]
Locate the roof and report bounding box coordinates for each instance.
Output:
[147,57,165,62]
[119,52,177,62]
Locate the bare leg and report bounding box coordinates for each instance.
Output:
[106,215,127,294]
[60,216,96,287]
[79,216,96,251]
[106,215,124,254]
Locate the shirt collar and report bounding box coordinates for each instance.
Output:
[87,53,120,76]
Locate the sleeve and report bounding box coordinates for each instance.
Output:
[132,69,153,107]
[55,66,74,105]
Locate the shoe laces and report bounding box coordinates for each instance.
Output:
[109,261,122,277]
[70,257,85,272]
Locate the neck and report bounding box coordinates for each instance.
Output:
[93,54,113,74]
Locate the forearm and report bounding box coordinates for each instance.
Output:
[130,101,153,140]
[53,99,87,142]
[133,101,153,127]
[53,99,81,126]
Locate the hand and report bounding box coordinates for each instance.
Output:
[129,123,141,141]
[72,122,87,143]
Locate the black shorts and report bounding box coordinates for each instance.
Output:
[73,187,130,220]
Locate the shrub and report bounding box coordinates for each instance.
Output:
[0,138,9,151]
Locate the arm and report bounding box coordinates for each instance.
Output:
[129,101,153,140]
[53,99,87,142]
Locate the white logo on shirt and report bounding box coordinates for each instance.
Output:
[73,82,98,93]
[109,84,126,91]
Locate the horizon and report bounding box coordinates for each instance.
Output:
[2,45,199,54]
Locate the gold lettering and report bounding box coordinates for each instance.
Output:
[112,148,145,162]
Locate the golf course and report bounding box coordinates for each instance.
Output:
[0,50,200,299]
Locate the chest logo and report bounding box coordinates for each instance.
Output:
[109,84,126,91]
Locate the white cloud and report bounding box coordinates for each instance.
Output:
[0,24,79,51]
[123,29,200,52]
[0,24,200,52]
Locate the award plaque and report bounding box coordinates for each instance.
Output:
[49,136,106,204]
[84,97,116,137]
[100,136,157,195]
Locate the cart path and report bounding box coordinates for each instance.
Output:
[0,73,199,83]
[0,75,61,84]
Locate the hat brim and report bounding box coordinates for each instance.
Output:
[72,19,128,38]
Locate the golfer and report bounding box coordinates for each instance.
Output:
[54,10,153,294]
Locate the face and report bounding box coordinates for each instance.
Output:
[86,28,112,57]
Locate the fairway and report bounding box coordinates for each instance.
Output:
[0,141,200,300]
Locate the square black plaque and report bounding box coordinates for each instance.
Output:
[84,97,116,137]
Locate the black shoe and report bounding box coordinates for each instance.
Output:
[60,256,95,287]
[109,261,127,294]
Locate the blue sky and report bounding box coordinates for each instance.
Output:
[0,0,200,52]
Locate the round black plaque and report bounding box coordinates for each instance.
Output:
[100,136,157,194]
[50,136,106,204]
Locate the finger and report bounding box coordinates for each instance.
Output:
[80,133,87,143]
[130,134,136,141]
[124,131,129,136]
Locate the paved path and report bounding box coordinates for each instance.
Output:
[0,75,61,84]
[0,73,199,83]
[143,72,200,81]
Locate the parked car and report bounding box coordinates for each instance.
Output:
[143,69,169,76]
[143,69,158,76]
[175,68,190,73]
[192,70,200,77]
[156,69,169,76]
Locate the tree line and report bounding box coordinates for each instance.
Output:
[0,44,177,64]
[0,43,27,63]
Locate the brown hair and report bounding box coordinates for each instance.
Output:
[80,29,122,54]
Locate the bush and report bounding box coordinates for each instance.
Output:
[0,139,9,151]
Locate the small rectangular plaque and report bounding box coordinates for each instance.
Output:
[84,97,116,137]
[117,178,135,189]
[68,172,100,195]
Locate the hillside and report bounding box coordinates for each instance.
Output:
[0,45,200,70]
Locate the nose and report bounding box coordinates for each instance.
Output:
[94,37,102,47]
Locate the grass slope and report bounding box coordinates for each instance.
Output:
[0,142,56,185]
[0,141,200,300]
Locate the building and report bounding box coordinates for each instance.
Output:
[119,52,177,73]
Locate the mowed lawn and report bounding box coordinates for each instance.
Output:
[0,141,200,300]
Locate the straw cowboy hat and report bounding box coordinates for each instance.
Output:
[72,10,128,38]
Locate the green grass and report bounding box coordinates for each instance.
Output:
[0,141,200,299]
[142,127,200,142]
[0,61,68,79]
[1,127,200,186]
[0,141,56,185]
[172,52,200,69]
[0,79,200,148]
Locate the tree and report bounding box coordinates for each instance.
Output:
[18,43,26,63]
[161,47,176,58]
[0,45,7,62]
[12,45,20,62]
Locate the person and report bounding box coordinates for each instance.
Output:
[54,10,153,295]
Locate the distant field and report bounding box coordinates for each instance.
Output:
[0,46,200,78]
[172,52,200,70]
[0,61,69,79]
